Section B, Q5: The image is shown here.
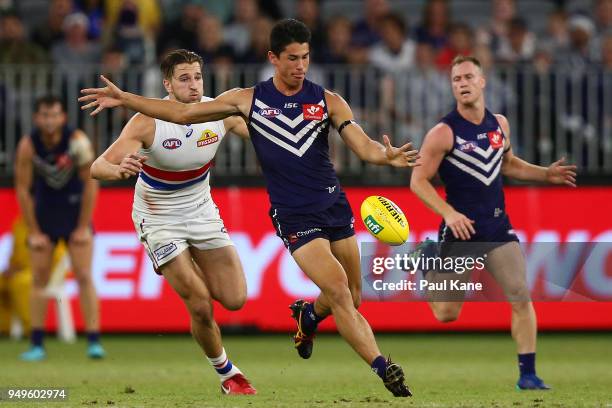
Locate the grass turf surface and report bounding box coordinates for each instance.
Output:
[0,333,610,407]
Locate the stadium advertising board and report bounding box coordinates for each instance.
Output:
[1,187,611,332]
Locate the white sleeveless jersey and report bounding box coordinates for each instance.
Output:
[133,96,227,214]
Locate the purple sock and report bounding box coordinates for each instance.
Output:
[518,353,536,376]
[301,302,325,335]
[371,355,387,380]
[31,328,45,347]
[87,331,100,344]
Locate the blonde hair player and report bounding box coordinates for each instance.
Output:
[410,55,577,390]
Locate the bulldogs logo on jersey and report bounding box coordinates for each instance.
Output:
[197,129,219,147]
[303,104,324,120]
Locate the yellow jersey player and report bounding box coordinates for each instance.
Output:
[0,216,67,337]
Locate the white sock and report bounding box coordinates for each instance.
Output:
[207,348,242,382]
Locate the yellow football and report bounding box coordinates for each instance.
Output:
[360,196,409,245]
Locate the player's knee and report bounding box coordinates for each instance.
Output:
[506,285,531,303]
[73,271,92,287]
[432,305,460,323]
[324,282,352,307]
[220,293,246,311]
[510,300,532,314]
[189,299,214,325]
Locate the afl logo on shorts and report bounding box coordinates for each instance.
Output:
[162,138,182,149]
[303,104,323,120]
[487,129,504,149]
[259,108,281,118]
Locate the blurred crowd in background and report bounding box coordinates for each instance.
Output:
[0,0,611,177]
[0,0,610,75]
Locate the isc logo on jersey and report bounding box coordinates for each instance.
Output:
[259,108,281,118]
[303,104,323,120]
[197,130,219,147]
[360,196,409,245]
[162,138,182,149]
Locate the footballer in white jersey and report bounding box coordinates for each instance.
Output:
[131,97,232,270]
[89,50,256,395]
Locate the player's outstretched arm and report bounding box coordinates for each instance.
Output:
[326,91,420,167]
[91,113,153,180]
[80,75,244,125]
[410,124,475,240]
[497,114,577,187]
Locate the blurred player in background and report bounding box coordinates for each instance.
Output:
[410,55,577,390]
[14,95,103,360]
[80,19,419,397]
[89,49,256,395]
[0,216,34,337]
[0,215,68,338]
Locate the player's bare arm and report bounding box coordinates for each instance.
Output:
[218,88,250,139]
[497,114,577,187]
[14,136,49,248]
[223,115,250,139]
[325,90,419,167]
[80,75,251,125]
[410,123,475,240]
[71,130,98,244]
[91,113,155,180]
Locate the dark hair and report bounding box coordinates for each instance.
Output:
[0,9,20,20]
[381,14,407,34]
[422,0,449,30]
[509,17,527,32]
[449,22,473,37]
[451,55,482,70]
[160,49,203,80]
[35,95,64,112]
[270,18,311,56]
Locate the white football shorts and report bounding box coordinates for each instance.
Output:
[131,196,233,272]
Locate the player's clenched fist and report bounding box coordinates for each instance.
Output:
[117,153,147,179]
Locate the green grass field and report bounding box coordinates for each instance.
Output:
[1,333,611,407]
